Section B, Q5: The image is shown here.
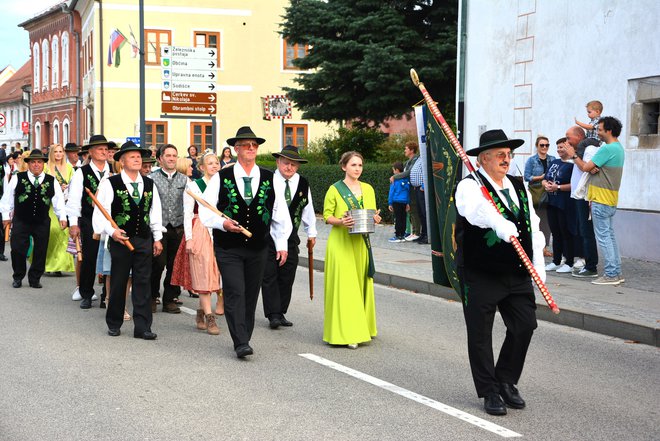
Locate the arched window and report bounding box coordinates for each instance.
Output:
[41,40,49,91]
[33,43,40,91]
[51,36,59,89]
[61,32,69,86]
[34,122,42,150]
[52,119,60,145]
[63,118,70,145]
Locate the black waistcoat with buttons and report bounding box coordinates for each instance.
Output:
[80,164,102,219]
[213,166,275,250]
[109,174,154,239]
[455,174,533,275]
[286,176,310,245]
[13,172,56,224]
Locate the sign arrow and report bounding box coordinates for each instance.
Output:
[209,83,215,91]
[208,72,215,80]
[208,94,216,102]
[208,61,216,68]
[209,50,215,57]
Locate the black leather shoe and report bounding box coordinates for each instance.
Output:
[29,282,43,289]
[499,383,525,409]
[268,317,282,329]
[80,298,92,309]
[280,316,293,327]
[235,344,254,358]
[484,393,507,416]
[0,254,8,261]
[108,328,121,337]
[134,331,157,340]
[12,280,22,288]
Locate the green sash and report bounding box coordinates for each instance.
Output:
[195,177,207,193]
[333,180,375,278]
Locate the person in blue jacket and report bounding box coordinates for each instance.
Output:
[387,161,410,243]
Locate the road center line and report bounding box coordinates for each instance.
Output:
[180,306,196,315]
[299,353,522,438]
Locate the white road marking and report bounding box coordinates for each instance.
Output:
[180,306,196,315]
[299,353,522,438]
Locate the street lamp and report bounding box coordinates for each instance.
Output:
[21,84,32,150]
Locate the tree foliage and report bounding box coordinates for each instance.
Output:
[280,0,457,126]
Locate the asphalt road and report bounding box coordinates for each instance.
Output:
[0,264,658,441]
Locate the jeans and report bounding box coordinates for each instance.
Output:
[591,202,621,277]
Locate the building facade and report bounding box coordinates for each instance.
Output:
[0,62,32,149]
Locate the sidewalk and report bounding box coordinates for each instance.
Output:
[301,219,660,347]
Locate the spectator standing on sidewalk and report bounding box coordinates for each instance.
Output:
[387,161,410,243]
[390,141,420,241]
[524,135,555,256]
[566,116,625,285]
[409,153,428,244]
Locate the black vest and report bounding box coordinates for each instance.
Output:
[287,176,310,245]
[0,162,5,198]
[213,166,276,250]
[13,172,56,223]
[80,164,102,219]
[109,175,154,239]
[456,174,533,275]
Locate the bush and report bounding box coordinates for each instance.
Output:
[307,127,387,165]
[377,131,418,164]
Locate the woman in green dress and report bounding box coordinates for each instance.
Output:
[323,151,382,349]
[44,144,75,274]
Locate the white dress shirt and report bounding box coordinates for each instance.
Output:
[199,163,292,251]
[92,170,163,241]
[66,160,111,226]
[0,170,67,221]
[183,178,213,241]
[273,169,317,239]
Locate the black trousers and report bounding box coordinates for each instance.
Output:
[547,205,575,267]
[216,245,267,349]
[151,224,183,304]
[392,202,407,238]
[79,217,100,300]
[262,238,300,319]
[106,236,153,335]
[10,218,50,284]
[0,213,6,256]
[575,199,598,272]
[412,187,428,238]
[459,267,537,398]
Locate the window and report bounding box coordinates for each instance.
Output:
[33,43,40,91]
[41,39,49,91]
[145,121,168,147]
[53,120,60,144]
[283,39,309,70]
[51,36,59,88]
[34,122,41,149]
[283,124,308,148]
[61,32,69,86]
[63,118,70,145]
[190,122,212,151]
[194,31,220,66]
[145,29,171,65]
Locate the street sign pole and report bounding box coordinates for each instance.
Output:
[139,0,146,149]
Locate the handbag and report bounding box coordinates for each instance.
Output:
[528,182,548,207]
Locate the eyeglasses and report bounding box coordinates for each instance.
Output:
[235,141,259,148]
[538,143,550,148]
[488,151,515,160]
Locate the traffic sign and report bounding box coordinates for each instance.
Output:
[21,121,29,134]
[161,91,216,103]
[161,102,216,115]
[161,46,217,61]
[126,136,141,146]
[161,67,217,82]
[162,80,216,93]
[0,113,5,128]
[162,57,217,71]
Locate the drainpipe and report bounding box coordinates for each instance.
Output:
[67,4,82,144]
[97,0,104,134]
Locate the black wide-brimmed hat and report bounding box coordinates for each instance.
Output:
[142,156,157,164]
[24,149,49,162]
[82,134,110,152]
[64,142,79,152]
[113,141,150,162]
[107,141,118,150]
[466,129,525,156]
[272,145,308,163]
[226,126,265,146]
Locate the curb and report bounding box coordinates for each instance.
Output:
[299,257,659,348]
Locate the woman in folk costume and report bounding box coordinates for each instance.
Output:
[172,152,223,335]
[43,144,75,274]
[322,151,382,349]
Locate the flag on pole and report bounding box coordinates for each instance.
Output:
[107,29,126,67]
[128,25,139,58]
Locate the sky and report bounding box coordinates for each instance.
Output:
[0,0,63,70]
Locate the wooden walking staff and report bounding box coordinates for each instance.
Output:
[409,68,560,314]
[84,188,135,251]
[75,236,83,262]
[4,223,9,242]
[307,240,314,300]
[185,189,252,238]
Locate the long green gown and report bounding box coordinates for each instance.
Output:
[44,163,75,273]
[322,182,377,345]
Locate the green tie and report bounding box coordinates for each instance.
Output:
[99,171,105,180]
[130,182,140,204]
[284,179,291,206]
[500,188,520,217]
[243,177,253,205]
[32,174,40,187]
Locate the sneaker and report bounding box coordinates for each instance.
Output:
[545,262,559,271]
[72,287,82,301]
[92,293,98,301]
[405,234,419,242]
[591,275,622,286]
[388,236,404,243]
[556,264,573,273]
[572,268,598,278]
[617,275,625,283]
[573,258,586,269]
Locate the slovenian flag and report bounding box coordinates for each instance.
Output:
[107,29,126,67]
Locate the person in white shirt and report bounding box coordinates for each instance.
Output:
[93,141,163,340]
[261,145,317,329]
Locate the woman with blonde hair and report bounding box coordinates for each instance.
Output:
[176,157,193,178]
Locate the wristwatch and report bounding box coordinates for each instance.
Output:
[572,154,578,160]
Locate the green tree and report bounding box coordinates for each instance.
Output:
[280,0,457,127]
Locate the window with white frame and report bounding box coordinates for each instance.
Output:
[61,32,69,86]
[41,39,49,91]
[63,119,70,145]
[33,43,40,91]
[53,119,60,144]
[34,122,41,149]
[51,36,59,89]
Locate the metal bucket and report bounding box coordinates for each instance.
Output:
[348,209,375,234]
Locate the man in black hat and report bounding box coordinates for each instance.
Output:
[0,150,68,288]
[455,129,546,416]
[65,143,80,169]
[66,135,112,308]
[93,142,163,339]
[200,126,292,358]
[261,145,316,329]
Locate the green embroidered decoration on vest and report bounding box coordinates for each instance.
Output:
[222,178,240,217]
[255,180,272,223]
